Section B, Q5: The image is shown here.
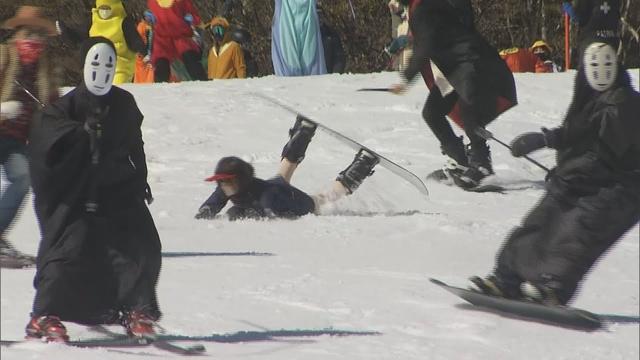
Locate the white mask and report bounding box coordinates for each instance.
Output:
[98,8,113,20]
[583,42,618,92]
[83,43,116,96]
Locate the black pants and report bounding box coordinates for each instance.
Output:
[494,182,640,304]
[154,50,207,83]
[422,87,497,149]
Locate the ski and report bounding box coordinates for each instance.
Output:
[1,336,206,355]
[252,92,429,197]
[89,325,206,355]
[430,278,602,330]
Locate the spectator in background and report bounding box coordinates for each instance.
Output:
[317,4,346,74]
[388,0,411,71]
[530,40,560,72]
[134,10,156,83]
[89,0,146,84]
[499,40,558,74]
[271,0,327,76]
[147,0,207,82]
[205,17,246,79]
[230,27,258,77]
[0,6,60,268]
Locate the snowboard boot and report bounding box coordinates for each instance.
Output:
[520,282,562,306]
[448,140,493,189]
[25,315,69,342]
[122,310,158,339]
[441,136,469,168]
[0,236,35,269]
[429,136,469,183]
[469,275,523,300]
[281,115,317,164]
[336,149,380,194]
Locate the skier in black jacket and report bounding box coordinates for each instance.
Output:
[26,37,161,342]
[195,116,379,220]
[471,42,640,306]
[391,0,517,189]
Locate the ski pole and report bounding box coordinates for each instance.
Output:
[475,128,550,173]
[14,80,45,108]
[357,88,391,92]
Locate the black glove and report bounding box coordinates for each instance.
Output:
[195,205,215,219]
[84,105,109,135]
[510,132,548,157]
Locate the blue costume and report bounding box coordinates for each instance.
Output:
[271,0,327,76]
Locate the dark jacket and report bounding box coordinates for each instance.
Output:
[28,85,161,324]
[545,69,640,197]
[202,176,316,220]
[404,0,516,125]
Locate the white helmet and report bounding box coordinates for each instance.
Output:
[583,42,618,92]
[83,42,116,96]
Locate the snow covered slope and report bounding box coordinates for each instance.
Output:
[1,70,639,359]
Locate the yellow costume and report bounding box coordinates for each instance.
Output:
[90,0,136,84]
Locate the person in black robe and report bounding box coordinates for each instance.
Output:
[391,0,517,189]
[26,37,161,342]
[470,43,640,306]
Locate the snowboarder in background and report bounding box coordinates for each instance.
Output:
[205,16,246,79]
[26,37,161,341]
[1,6,60,268]
[470,43,640,306]
[195,116,379,220]
[147,0,207,82]
[89,0,146,84]
[390,0,517,190]
[271,0,327,76]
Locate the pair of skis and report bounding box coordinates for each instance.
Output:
[0,326,206,356]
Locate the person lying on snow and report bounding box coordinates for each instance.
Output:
[195,116,380,220]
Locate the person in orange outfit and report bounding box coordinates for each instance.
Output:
[206,17,245,79]
[134,10,155,83]
[530,40,558,73]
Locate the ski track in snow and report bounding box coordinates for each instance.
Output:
[1,71,639,359]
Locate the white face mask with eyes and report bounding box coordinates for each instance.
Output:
[583,42,618,92]
[83,43,116,96]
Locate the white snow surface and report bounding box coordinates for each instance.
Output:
[2,71,639,359]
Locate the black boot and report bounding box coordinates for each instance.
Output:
[336,149,380,194]
[448,140,493,189]
[281,115,317,163]
[441,136,469,167]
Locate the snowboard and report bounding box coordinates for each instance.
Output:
[430,278,602,330]
[425,169,506,193]
[252,93,429,197]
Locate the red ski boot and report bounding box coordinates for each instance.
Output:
[25,315,69,342]
[122,310,157,339]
